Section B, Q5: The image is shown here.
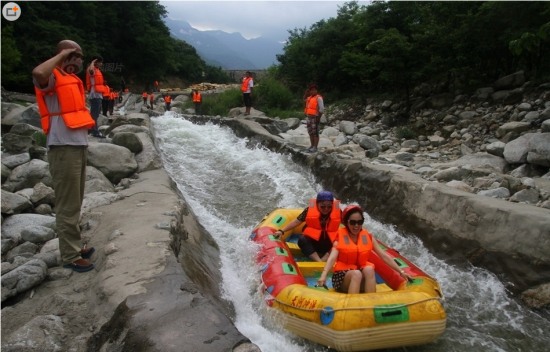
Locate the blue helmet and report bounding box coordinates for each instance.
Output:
[316,191,334,202]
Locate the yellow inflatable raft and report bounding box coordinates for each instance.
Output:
[250,208,446,351]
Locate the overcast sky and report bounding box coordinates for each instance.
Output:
[160,1,367,41]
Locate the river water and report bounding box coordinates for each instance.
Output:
[151,113,550,352]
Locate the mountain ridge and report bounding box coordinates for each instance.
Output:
[164,18,284,70]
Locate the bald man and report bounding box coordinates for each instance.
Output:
[33,40,96,273]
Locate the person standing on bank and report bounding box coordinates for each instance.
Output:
[164,94,171,111]
[101,82,111,117]
[32,39,96,273]
[241,71,254,115]
[304,84,324,153]
[317,205,412,293]
[192,88,202,115]
[149,92,155,109]
[85,55,106,137]
[273,191,341,262]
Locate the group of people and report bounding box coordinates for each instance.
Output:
[31,38,369,284]
[140,91,173,111]
[275,191,411,294]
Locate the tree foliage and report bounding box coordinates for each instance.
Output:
[276,1,550,104]
[1,1,229,93]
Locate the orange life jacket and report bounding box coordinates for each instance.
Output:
[85,67,106,94]
[142,92,147,98]
[192,91,202,102]
[35,68,95,135]
[102,86,111,98]
[164,95,172,103]
[333,228,374,271]
[149,94,154,101]
[305,94,321,116]
[303,198,341,241]
[109,91,116,99]
[241,77,252,92]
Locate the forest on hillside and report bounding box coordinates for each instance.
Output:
[2,1,550,103]
[1,1,230,93]
[276,1,550,103]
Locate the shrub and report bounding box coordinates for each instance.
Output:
[32,131,47,147]
[395,126,416,140]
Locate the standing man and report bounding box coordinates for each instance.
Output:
[192,89,202,115]
[32,39,96,273]
[142,91,148,105]
[164,94,171,111]
[304,84,324,153]
[149,92,155,109]
[85,55,106,137]
[241,71,254,116]
[101,82,111,117]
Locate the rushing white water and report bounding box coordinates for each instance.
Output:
[152,113,550,352]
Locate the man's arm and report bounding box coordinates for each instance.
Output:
[32,48,77,88]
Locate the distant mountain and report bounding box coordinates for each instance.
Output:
[164,18,284,70]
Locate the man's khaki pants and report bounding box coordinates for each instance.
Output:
[48,146,87,264]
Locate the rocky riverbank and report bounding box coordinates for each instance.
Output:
[1,90,260,351]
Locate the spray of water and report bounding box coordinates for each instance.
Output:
[152,114,550,352]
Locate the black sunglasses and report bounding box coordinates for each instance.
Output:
[348,219,364,226]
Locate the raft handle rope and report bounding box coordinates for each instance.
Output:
[270,294,443,313]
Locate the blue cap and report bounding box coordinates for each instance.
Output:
[316,191,334,202]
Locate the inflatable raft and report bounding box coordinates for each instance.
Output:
[250,208,446,352]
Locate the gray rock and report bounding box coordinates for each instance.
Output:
[494,71,525,90]
[496,121,531,138]
[504,133,550,166]
[1,259,48,302]
[134,132,162,172]
[85,165,115,193]
[30,182,55,205]
[1,159,52,192]
[339,121,357,135]
[477,187,510,199]
[510,188,540,204]
[1,189,33,215]
[1,152,31,168]
[21,226,56,243]
[1,213,56,243]
[87,142,138,184]
[1,315,65,352]
[485,141,506,157]
[5,241,39,262]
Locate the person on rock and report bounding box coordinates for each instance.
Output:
[304,84,324,153]
[241,71,254,115]
[32,39,96,273]
[85,55,107,137]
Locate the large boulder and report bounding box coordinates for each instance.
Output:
[87,143,138,184]
[1,159,52,192]
[503,133,550,166]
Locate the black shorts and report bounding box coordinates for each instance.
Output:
[243,93,252,107]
